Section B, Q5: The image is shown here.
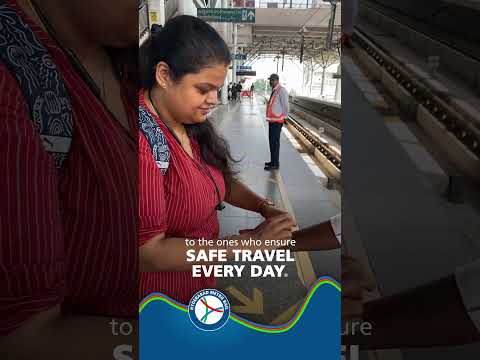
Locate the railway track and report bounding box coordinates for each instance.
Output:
[351,26,480,181]
[285,112,341,183]
[361,0,480,62]
[290,96,341,131]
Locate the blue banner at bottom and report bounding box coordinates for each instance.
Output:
[139,278,340,359]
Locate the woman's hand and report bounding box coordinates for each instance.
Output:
[240,213,296,243]
[259,203,296,229]
[260,204,290,219]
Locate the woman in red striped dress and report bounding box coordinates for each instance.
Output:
[138,16,296,304]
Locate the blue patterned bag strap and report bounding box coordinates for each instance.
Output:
[0,3,73,169]
[139,105,170,175]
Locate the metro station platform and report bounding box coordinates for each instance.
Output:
[206,96,340,324]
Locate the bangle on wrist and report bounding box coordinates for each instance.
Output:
[257,198,274,216]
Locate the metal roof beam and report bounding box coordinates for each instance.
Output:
[193,0,207,8]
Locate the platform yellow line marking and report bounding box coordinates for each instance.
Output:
[226,287,264,315]
[273,170,317,289]
[255,99,317,289]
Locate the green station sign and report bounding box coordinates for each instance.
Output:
[197,8,256,23]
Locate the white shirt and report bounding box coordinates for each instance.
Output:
[455,259,480,331]
[330,214,341,244]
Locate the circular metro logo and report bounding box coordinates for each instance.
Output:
[188,289,230,331]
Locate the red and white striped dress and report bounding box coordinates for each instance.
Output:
[0,0,137,334]
[138,91,226,305]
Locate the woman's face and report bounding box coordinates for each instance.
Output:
[164,64,228,124]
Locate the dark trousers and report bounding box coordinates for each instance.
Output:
[268,122,283,166]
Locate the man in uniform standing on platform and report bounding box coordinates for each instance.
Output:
[236,81,243,102]
[231,82,237,101]
[265,73,289,171]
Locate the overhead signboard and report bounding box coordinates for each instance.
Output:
[229,65,252,69]
[232,54,247,60]
[197,8,256,23]
[236,70,256,76]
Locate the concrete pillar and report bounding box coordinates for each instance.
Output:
[301,62,306,95]
[309,63,314,96]
[222,0,229,43]
[221,80,228,105]
[320,67,326,96]
[233,24,238,84]
[178,0,197,16]
[220,0,229,104]
[334,63,341,103]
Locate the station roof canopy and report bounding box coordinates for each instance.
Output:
[250,6,340,62]
[205,1,341,64]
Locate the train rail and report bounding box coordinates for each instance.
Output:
[286,113,341,182]
[352,27,480,181]
[361,0,480,62]
[290,96,341,130]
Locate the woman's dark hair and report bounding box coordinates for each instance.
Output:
[140,15,238,186]
[141,15,231,86]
